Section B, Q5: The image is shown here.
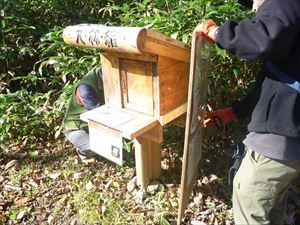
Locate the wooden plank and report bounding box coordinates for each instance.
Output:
[159,103,187,125]
[144,29,191,63]
[150,142,162,179]
[134,136,151,189]
[63,25,146,54]
[101,53,122,108]
[177,32,211,224]
[80,105,157,139]
[146,29,190,51]
[118,116,158,140]
[134,136,162,189]
[88,120,120,137]
[152,61,160,120]
[120,59,154,115]
[63,25,191,63]
[144,37,190,63]
[102,51,157,63]
[170,113,186,128]
[158,56,189,116]
[80,105,136,128]
[141,124,163,143]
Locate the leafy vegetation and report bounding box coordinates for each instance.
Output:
[1,0,255,147]
[0,0,279,224]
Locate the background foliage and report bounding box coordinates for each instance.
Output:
[0,0,257,149]
[0,0,266,224]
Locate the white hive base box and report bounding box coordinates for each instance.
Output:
[80,105,158,165]
[88,122,123,165]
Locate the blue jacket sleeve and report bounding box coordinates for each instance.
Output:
[216,0,300,61]
[76,83,101,110]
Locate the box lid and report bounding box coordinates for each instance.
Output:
[80,105,158,139]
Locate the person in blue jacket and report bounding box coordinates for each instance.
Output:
[63,67,104,162]
[197,0,300,224]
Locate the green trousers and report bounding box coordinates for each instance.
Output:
[233,148,300,225]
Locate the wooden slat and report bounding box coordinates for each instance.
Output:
[170,113,187,128]
[144,29,191,63]
[150,142,162,179]
[159,103,187,125]
[144,37,190,63]
[146,29,190,51]
[80,105,157,139]
[134,137,151,189]
[80,105,135,128]
[88,120,120,137]
[118,116,158,139]
[141,125,163,143]
[120,59,154,115]
[134,136,162,189]
[101,53,122,108]
[102,51,157,63]
[158,56,189,116]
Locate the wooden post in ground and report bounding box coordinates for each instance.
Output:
[134,137,162,189]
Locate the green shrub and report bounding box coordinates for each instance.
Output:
[0,0,258,148]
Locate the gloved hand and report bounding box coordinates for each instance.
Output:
[194,19,219,42]
[198,107,237,130]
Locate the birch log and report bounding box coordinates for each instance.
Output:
[63,24,146,54]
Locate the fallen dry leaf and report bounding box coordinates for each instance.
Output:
[4,184,22,191]
[191,221,207,225]
[130,206,143,213]
[14,196,33,205]
[201,177,213,195]
[17,211,25,220]
[209,174,218,183]
[193,193,203,205]
[49,172,60,180]
[29,178,41,188]
[61,195,71,207]
[73,172,83,179]
[86,180,94,191]
[5,160,18,170]
[47,215,54,224]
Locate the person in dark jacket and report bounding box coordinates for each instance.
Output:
[63,67,105,162]
[196,0,300,224]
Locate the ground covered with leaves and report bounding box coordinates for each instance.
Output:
[1,128,300,225]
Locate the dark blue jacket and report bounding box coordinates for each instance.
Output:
[216,0,300,137]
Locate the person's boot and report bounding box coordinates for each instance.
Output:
[76,149,99,164]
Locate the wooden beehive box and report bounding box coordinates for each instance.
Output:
[63,25,190,128]
[63,25,190,176]
[100,30,190,127]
